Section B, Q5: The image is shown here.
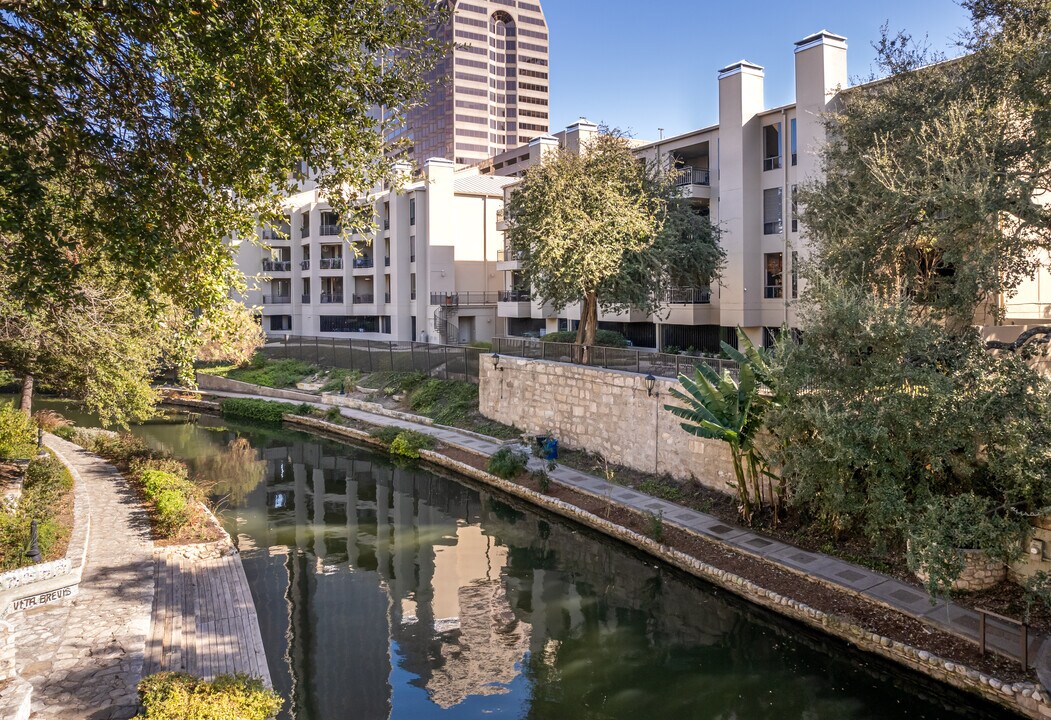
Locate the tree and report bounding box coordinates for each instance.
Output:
[799,13,1051,331]
[665,330,776,523]
[0,0,441,413]
[505,133,722,359]
[765,283,1051,590]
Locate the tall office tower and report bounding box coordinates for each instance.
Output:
[391,0,551,169]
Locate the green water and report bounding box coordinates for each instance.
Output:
[33,397,1017,720]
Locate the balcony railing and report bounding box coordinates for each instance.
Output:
[353,258,374,269]
[667,287,712,305]
[763,220,783,235]
[262,295,291,304]
[764,285,783,299]
[261,226,291,241]
[496,208,505,223]
[673,166,711,187]
[497,249,527,262]
[320,257,343,270]
[261,259,291,272]
[319,223,342,236]
[384,257,391,267]
[320,293,344,304]
[431,291,501,306]
[301,293,310,303]
[300,260,310,271]
[353,293,374,304]
[500,290,531,302]
[301,225,310,238]
[384,292,391,303]
[383,218,390,230]
[410,252,416,262]
[410,292,417,300]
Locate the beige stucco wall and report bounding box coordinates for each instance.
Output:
[478,355,737,493]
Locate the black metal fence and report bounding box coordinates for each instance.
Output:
[491,337,739,380]
[260,336,484,383]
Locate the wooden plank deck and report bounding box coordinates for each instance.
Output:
[143,548,271,686]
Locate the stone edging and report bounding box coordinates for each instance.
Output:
[0,440,91,618]
[279,413,1047,719]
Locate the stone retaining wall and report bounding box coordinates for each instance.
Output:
[195,373,318,402]
[478,355,737,492]
[916,550,1007,592]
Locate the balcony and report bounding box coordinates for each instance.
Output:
[320,257,343,270]
[262,295,291,304]
[301,293,310,303]
[497,248,525,271]
[320,293,344,304]
[353,293,374,304]
[496,208,508,231]
[261,259,291,272]
[430,291,501,306]
[261,226,290,241]
[410,252,416,263]
[300,260,311,271]
[384,257,391,267]
[352,257,375,270]
[300,225,310,238]
[384,292,391,303]
[319,224,341,236]
[667,287,711,305]
[500,290,531,302]
[498,290,532,318]
[673,167,710,187]
[383,218,390,231]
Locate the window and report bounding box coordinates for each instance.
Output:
[763,188,783,235]
[791,251,799,299]
[319,316,380,333]
[790,119,798,166]
[320,211,340,236]
[300,210,310,238]
[410,272,417,299]
[764,253,783,299]
[382,316,392,334]
[791,185,798,232]
[409,198,416,226]
[269,315,291,332]
[763,123,781,171]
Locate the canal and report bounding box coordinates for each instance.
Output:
[41,399,1015,720]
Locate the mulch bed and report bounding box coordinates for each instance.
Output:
[436,444,1034,684]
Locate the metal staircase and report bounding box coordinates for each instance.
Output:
[434,305,459,345]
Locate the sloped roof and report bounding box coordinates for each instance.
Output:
[453,174,519,196]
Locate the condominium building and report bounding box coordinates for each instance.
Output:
[236,160,515,344]
[479,30,849,351]
[388,0,551,170]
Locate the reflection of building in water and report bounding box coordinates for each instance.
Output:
[235,440,530,718]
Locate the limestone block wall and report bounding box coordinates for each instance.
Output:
[478,355,737,493]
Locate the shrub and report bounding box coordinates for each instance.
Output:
[488,447,529,479]
[320,368,361,393]
[0,454,74,571]
[88,432,153,467]
[137,468,199,534]
[0,402,37,459]
[389,430,435,460]
[324,407,342,423]
[368,426,401,446]
[219,398,300,425]
[130,457,189,479]
[530,469,551,493]
[154,490,189,533]
[540,330,629,348]
[646,510,665,542]
[137,671,283,720]
[225,353,317,388]
[34,409,71,432]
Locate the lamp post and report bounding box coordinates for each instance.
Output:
[645,373,656,397]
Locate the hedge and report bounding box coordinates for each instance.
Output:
[137,672,283,720]
[219,398,303,425]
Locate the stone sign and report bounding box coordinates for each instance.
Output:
[7,584,77,614]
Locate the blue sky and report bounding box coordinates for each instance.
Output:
[541,0,973,140]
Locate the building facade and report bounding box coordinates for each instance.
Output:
[389,0,551,170]
[236,161,515,344]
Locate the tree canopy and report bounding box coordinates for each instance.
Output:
[504,133,723,352]
[0,0,441,420]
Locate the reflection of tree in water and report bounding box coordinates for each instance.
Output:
[199,436,267,505]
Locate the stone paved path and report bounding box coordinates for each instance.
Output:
[17,437,156,719]
[198,388,1050,680]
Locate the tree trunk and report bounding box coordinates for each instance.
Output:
[19,374,33,417]
[575,292,599,365]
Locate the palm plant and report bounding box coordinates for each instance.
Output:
[664,329,777,523]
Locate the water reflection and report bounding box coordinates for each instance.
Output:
[52,404,1013,720]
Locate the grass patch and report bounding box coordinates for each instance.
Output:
[0,453,74,571]
[200,352,317,389]
[637,478,684,502]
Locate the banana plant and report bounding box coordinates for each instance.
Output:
[664,329,778,523]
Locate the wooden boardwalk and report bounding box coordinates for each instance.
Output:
[143,548,271,685]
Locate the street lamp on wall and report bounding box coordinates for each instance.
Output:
[492,353,501,370]
[645,373,656,397]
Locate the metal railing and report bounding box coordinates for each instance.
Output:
[384,293,391,303]
[262,295,292,305]
[384,257,391,267]
[430,291,501,306]
[301,293,310,303]
[260,336,485,383]
[320,293,344,304]
[353,293,375,304]
[300,225,310,238]
[320,257,343,270]
[499,290,531,302]
[353,258,375,269]
[491,336,738,380]
[497,249,526,262]
[673,166,711,187]
[977,607,1030,670]
[261,259,291,272]
[383,218,390,230]
[667,287,711,304]
[261,225,291,241]
[319,223,341,236]
[300,260,311,271]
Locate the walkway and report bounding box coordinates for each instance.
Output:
[143,545,270,683]
[20,436,156,719]
[197,388,1048,677]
